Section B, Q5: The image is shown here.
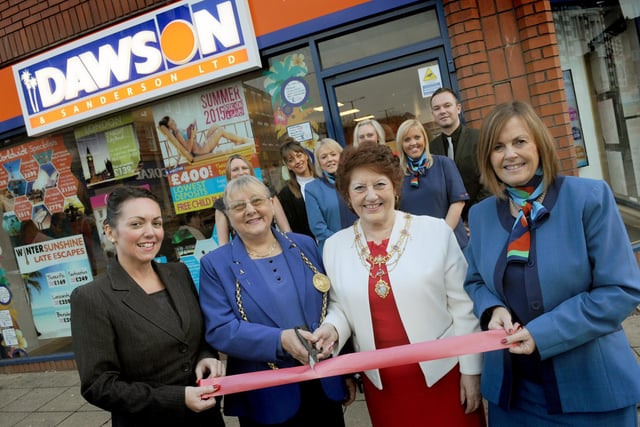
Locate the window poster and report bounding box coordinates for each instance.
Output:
[74,112,142,187]
[13,235,93,339]
[0,135,79,237]
[263,52,319,150]
[418,65,443,98]
[0,267,29,358]
[151,82,257,214]
[562,70,589,167]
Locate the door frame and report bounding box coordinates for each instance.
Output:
[322,47,453,146]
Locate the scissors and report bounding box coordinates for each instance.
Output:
[294,326,319,369]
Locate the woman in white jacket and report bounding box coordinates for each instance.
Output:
[313,143,485,427]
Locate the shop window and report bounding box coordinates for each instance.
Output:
[554,1,640,206]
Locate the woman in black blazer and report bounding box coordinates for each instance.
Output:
[70,187,225,427]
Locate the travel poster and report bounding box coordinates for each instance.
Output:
[74,112,141,187]
[14,235,93,339]
[152,83,258,214]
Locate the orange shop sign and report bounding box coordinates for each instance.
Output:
[11,0,261,137]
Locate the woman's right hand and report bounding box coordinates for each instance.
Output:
[185,385,219,412]
[281,328,315,365]
[312,324,338,361]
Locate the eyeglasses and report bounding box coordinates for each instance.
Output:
[226,196,270,212]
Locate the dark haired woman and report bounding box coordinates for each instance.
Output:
[277,139,317,237]
[70,186,225,427]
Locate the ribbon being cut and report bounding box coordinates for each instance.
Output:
[199,329,508,397]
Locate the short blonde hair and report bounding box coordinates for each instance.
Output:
[478,101,559,198]
[353,119,386,147]
[395,119,432,173]
[313,138,343,176]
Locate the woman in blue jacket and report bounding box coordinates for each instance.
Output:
[464,101,640,426]
[304,138,357,253]
[199,175,350,426]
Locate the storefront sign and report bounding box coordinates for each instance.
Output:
[12,0,261,136]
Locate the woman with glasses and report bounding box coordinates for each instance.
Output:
[277,139,317,237]
[214,154,291,245]
[199,175,353,426]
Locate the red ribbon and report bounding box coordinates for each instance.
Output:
[199,330,508,397]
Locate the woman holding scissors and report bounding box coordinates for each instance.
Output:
[199,175,353,426]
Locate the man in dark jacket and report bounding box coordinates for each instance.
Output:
[429,87,489,222]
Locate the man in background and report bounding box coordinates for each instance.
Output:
[429,87,488,222]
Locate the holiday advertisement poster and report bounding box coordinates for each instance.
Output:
[74,112,141,187]
[0,135,81,239]
[13,235,93,339]
[151,82,257,214]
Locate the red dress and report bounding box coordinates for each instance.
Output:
[361,240,486,427]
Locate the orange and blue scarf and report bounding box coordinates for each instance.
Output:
[505,170,549,263]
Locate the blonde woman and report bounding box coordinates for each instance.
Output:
[304,138,357,253]
[353,119,386,147]
[396,119,469,248]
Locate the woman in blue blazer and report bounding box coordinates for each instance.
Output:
[464,101,640,426]
[304,138,357,253]
[199,175,349,426]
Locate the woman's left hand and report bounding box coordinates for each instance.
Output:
[502,325,537,355]
[195,357,226,380]
[459,374,482,414]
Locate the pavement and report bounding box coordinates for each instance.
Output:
[2,311,640,427]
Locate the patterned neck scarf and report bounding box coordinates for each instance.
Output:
[505,169,549,263]
[323,171,336,185]
[406,152,428,187]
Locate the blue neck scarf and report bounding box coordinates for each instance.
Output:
[407,152,427,187]
[323,171,336,185]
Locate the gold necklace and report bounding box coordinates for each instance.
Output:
[353,213,412,298]
[245,241,278,258]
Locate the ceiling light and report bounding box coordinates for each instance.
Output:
[353,115,375,122]
[312,102,344,112]
[339,108,360,116]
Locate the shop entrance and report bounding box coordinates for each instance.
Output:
[323,50,453,150]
